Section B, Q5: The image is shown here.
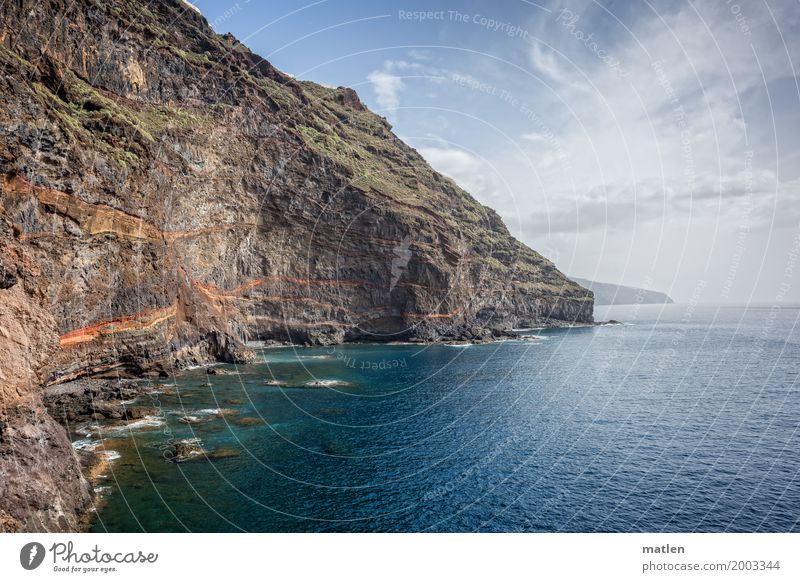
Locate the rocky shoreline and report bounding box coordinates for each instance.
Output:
[42,321,612,531]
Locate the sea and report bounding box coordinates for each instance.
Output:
[83,303,799,532]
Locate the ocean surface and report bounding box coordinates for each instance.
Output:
[84,304,799,532]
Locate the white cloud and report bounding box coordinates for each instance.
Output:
[530,42,568,83]
[366,58,494,115]
[366,69,403,113]
[362,4,800,300]
[180,0,201,14]
[417,147,506,207]
[521,132,547,142]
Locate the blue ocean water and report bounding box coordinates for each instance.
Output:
[87,304,800,532]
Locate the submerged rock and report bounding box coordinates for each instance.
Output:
[208,447,241,460]
[165,439,206,463]
[233,417,266,427]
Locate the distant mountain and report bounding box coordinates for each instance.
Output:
[572,278,674,306]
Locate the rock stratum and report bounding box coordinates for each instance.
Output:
[0,0,592,531]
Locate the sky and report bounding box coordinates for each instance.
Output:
[190,0,800,304]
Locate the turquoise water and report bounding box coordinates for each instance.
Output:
[86,304,799,532]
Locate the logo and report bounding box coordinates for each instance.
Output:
[20,542,46,570]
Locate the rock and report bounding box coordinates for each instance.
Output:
[122,406,158,420]
[92,402,123,419]
[166,439,205,463]
[0,266,17,289]
[208,447,240,460]
[43,379,152,423]
[0,0,592,388]
[0,214,91,532]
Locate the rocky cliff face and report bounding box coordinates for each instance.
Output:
[0,0,592,531]
[0,210,91,531]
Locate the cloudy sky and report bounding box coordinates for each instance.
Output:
[194,0,800,303]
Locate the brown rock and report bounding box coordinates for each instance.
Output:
[0,211,91,532]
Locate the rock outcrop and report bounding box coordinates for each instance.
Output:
[0,0,593,531]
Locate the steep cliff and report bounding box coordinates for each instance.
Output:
[0,209,91,531]
[0,0,591,530]
[0,0,591,380]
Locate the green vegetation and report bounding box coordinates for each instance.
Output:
[24,63,207,174]
[0,44,36,75]
[285,81,523,256]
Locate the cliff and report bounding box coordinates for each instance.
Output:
[572,278,673,306]
[0,210,91,531]
[0,0,592,530]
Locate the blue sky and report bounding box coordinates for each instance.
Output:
[189,0,800,303]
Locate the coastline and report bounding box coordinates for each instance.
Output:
[55,318,610,531]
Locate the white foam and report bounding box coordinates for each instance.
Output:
[178,437,203,445]
[72,437,98,451]
[194,408,234,416]
[101,415,164,434]
[305,379,352,388]
[252,342,301,349]
[98,450,121,462]
[74,424,101,438]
